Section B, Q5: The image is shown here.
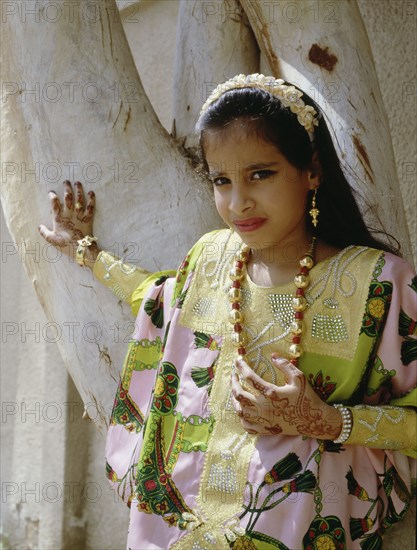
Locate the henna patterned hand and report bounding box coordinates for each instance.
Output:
[231,355,342,439]
[38,181,98,265]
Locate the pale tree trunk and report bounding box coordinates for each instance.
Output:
[172,0,259,150]
[1,0,221,431]
[240,0,410,248]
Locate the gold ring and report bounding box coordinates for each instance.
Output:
[239,376,251,392]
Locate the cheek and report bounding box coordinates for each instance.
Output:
[213,189,227,216]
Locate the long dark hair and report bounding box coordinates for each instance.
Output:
[195,85,400,256]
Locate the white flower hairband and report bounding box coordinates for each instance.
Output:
[199,73,320,141]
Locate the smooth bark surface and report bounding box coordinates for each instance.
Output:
[1,0,221,430]
[172,0,259,149]
[240,0,410,248]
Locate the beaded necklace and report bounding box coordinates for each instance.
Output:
[228,238,317,367]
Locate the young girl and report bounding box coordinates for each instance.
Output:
[40,74,416,549]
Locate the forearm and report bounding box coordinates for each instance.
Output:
[92,250,151,304]
[82,242,100,269]
[344,404,417,456]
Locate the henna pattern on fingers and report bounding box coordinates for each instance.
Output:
[74,182,84,211]
[82,198,95,223]
[235,395,254,408]
[250,378,270,397]
[65,192,74,210]
[264,424,283,435]
[40,181,96,256]
[63,180,74,210]
[239,411,257,422]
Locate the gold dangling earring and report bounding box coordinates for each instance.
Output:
[309,188,320,228]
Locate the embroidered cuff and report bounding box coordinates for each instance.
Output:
[345,404,417,456]
[93,251,151,304]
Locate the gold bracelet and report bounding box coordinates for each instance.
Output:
[76,236,98,267]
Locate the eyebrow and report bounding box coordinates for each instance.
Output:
[245,162,281,170]
[209,161,281,177]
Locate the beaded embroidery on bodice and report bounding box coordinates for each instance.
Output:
[181,230,381,366]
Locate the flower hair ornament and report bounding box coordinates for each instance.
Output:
[200,73,320,142]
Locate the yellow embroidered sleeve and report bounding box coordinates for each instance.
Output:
[345,405,417,458]
[93,251,152,304]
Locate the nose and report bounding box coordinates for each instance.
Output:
[229,183,254,214]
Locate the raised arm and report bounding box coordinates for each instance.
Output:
[38,180,153,305]
[38,180,99,266]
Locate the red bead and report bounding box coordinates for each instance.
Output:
[294,312,304,319]
[232,281,241,288]
[292,336,301,344]
[234,324,243,332]
[236,261,243,269]
[238,347,246,355]
[296,288,304,296]
[232,303,240,310]
[300,267,309,275]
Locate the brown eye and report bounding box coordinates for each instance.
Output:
[252,170,276,181]
[212,177,230,186]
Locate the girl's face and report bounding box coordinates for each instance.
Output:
[204,124,320,260]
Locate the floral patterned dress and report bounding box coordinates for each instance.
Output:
[104,229,416,550]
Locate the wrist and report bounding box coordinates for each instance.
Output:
[83,243,100,269]
[75,236,99,269]
[319,403,343,440]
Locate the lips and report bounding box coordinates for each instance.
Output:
[233,217,267,232]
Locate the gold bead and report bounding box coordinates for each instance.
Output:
[293,296,307,311]
[291,319,303,335]
[231,332,247,346]
[229,267,244,281]
[228,287,242,302]
[236,247,250,262]
[299,255,314,269]
[289,343,302,358]
[229,309,244,323]
[294,274,309,288]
